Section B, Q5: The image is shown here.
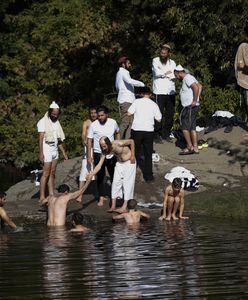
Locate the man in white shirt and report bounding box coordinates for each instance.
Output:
[174,65,202,155]
[87,106,120,206]
[128,87,162,182]
[115,56,145,139]
[152,44,176,143]
[37,102,68,202]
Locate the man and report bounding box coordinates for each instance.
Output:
[87,106,120,206]
[77,106,98,200]
[115,56,145,139]
[235,43,248,122]
[152,44,176,143]
[40,172,94,226]
[128,86,162,182]
[70,212,89,233]
[37,101,68,202]
[0,191,17,230]
[174,65,202,155]
[92,136,136,213]
[159,178,188,221]
[112,199,150,225]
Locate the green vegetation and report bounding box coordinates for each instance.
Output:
[0,0,247,167]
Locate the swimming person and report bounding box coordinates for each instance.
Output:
[112,199,150,225]
[40,173,94,226]
[159,177,189,221]
[0,191,17,230]
[92,136,136,213]
[70,212,89,233]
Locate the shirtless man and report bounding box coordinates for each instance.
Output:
[159,177,188,221]
[0,191,17,230]
[70,212,89,233]
[77,107,97,201]
[112,199,150,224]
[92,136,136,213]
[40,173,94,226]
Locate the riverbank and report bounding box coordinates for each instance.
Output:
[4,126,248,222]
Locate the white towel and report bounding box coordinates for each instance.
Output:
[44,112,65,143]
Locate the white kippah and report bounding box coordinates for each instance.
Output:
[49,101,59,109]
[174,64,185,72]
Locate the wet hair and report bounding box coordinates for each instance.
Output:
[127,199,137,210]
[100,136,112,155]
[57,184,70,193]
[97,105,109,114]
[72,212,84,225]
[0,191,6,199]
[172,178,182,189]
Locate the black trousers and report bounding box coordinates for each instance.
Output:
[93,153,116,197]
[131,130,154,181]
[154,94,175,138]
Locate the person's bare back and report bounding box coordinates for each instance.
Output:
[46,194,69,226]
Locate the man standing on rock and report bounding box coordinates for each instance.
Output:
[174,65,202,155]
[87,106,120,206]
[92,136,136,213]
[77,106,98,201]
[115,56,145,139]
[0,191,17,230]
[37,101,68,202]
[152,44,176,143]
[128,86,162,182]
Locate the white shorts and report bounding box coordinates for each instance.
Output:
[79,148,95,182]
[111,160,136,201]
[43,144,58,163]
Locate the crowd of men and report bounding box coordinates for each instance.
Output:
[3,42,247,231]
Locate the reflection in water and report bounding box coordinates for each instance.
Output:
[0,217,248,299]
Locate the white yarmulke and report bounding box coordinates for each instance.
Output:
[174,64,185,72]
[49,101,59,109]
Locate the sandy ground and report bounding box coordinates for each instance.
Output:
[5,126,248,221]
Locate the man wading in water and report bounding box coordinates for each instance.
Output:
[92,136,136,213]
[40,173,94,226]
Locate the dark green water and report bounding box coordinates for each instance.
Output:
[1,216,248,299]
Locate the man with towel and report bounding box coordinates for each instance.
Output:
[37,101,68,202]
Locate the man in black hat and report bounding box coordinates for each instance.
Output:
[128,87,162,182]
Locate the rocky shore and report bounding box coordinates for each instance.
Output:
[5,126,248,221]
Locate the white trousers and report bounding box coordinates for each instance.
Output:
[79,147,95,182]
[111,160,136,201]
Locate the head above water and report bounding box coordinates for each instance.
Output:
[0,191,6,206]
[97,106,109,125]
[127,199,137,210]
[72,212,84,225]
[99,136,112,155]
[172,177,182,190]
[57,184,70,194]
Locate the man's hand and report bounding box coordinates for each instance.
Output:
[191,101,197,107]
[130,155,136,164]
[64,153,69,160]
[87,157,93,169]
[39,153,44,163]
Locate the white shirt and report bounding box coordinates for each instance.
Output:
[128,97,162,132]
[37,117,59,150]
[87,118,119,154]
[212,111,234,118]
[180,74,199,107]
[115,67,145,104]
[152,57,176,95]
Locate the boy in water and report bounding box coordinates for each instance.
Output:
[0,191,17,230]
[70,212,89,233]
[112,199,150,225]
[159,177,188,221]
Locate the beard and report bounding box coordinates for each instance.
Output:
[50,116,58,122]
[99,119,107,125]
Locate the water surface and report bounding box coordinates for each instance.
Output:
[1,216,248,299]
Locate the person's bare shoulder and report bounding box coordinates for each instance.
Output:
[0,207,6,217]
[179,189,185,197]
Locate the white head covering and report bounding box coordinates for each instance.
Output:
[174,64,185,72]
[49,101,60,109]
